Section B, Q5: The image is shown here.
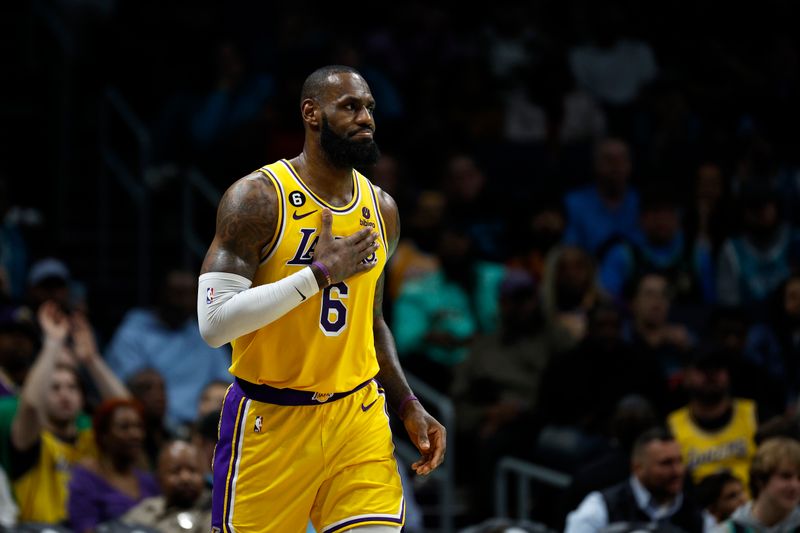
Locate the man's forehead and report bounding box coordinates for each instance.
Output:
[323,72,372,100]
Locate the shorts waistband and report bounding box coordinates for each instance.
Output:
[234,377,373,406]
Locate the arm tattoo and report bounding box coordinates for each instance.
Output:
[200,174,277,278]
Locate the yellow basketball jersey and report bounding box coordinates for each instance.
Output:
[667,399,757,487]
[229,159,387,392]
[14,428,96,523]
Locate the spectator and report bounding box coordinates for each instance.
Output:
[386,190,444,301]
[717,184,800,309]
[441,154,504,261]
[191,411,218,489]
[565,427,702,533]
[563,395,659,519]
[745,276,800,413]
[68,398,159,533]
[451,270,567,520]
[540,246,603,346]
[10,302,130,524]
[624,273,694,393]
[714,437,800,533]
[196,379,229,420]
[121,440,209,533]
[563,138,641,255]
[393,226,505,391]
[0,305,38,397]
[507,199,567,284]
[695,470,746,531]
[105,268,231,428]
[534,303,667,471]
[126,368,171,469]
[667,349,757,490]
[26,258,73,312]
[600,188,715,306]
[683,163,734,261]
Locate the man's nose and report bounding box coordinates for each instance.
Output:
[355,106,374,128]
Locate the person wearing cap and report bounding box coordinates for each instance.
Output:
[26,257,73,312]
[667,349,757,491]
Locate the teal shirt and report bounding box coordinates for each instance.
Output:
[392,262,505,366]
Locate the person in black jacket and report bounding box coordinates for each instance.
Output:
[565,427,703,533]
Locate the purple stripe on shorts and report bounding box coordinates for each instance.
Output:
[211,381,246,533]
[323,498,405,533]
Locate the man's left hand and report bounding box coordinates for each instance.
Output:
[403,403,446,476]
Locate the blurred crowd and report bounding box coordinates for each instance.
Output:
[4,0,800,531]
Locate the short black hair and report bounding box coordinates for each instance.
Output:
[632,426,675,459]
[300,65,363,103]
[694,470,741,508]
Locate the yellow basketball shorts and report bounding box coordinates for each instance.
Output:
[211,378,405,533]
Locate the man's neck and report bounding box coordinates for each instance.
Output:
[45,419,78,441]
[690,396,732,424]
[635,320,666,346]
[753,498,792,527]
[291,150,354,205]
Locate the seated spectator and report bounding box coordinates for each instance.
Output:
[126,369,171,469]
[667,349,757,490]
[534,303,667,471]
[0,305,38,397]
[683,162,734,264]
[121,440,209,533]
[714,437,800,532]
[506,199,567,284]
[68,399,159,533]
[563,395,659,520]
[563,138,641,255]
[441,154,505,261]
[565,427,702,533]
[26,258,75,312]
[600,188,715,306]
[10,302,130,524]
[393,227,505,391]
[386,190,444,301]
[451,270,568,520]
[191,411,219,489]
[745,276,800,413]
[624,273,695,392]
[196,379,229,420]
[695,470,746,531]
[105,268,231,429]
[717,184,800,310]
[540,246,604,346]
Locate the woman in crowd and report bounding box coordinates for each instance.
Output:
[68,398,159,533]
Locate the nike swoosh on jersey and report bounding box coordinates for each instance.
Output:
[294,287,306,301]
[361,398,378,412]
[292,209,318,220]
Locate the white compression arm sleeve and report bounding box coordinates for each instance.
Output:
[197,268,320,348]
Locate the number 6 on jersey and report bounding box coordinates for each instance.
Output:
[320,281,348,335]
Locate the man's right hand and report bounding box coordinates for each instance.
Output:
[312,208,379,286]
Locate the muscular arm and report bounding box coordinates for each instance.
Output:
[200,172,277,278]
[198,171,378,347]
[373,188,446,475]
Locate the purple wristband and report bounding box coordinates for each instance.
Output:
[311,261,332,287]
[398,394,419,419]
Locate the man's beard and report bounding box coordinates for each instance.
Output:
[320,115,380,170]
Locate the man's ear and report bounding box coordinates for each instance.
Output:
[301,99,320,128]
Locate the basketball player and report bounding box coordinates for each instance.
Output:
[197,65,446,533]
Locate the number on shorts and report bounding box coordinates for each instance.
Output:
[320,282,348,335]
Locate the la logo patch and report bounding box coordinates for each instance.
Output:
[312,392,333,403]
